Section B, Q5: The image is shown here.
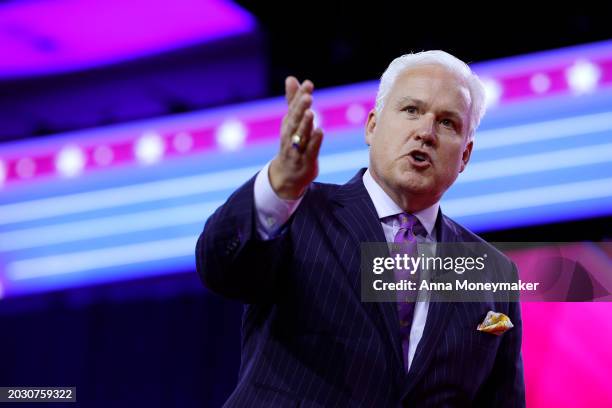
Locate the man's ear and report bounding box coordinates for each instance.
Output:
[459,140,473,173]
[365,109,377,146]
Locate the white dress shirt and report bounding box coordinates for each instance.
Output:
[253,162,440,371]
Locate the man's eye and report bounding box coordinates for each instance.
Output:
[404,106,418,114]
[440,119,455,128]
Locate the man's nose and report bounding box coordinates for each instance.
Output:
[414,114,436,145]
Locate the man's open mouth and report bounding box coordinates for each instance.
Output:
[407,150,432,167]
[411,151,429,162]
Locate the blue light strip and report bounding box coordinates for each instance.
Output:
[1,50,612,297]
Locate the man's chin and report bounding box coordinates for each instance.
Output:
[396,179,434,197]
[394,171,433,191]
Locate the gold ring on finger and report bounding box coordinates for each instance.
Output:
[291,133,302,150]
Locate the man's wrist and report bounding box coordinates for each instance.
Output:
[268,159,306,200]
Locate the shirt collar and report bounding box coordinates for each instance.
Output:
[362,168,439,237]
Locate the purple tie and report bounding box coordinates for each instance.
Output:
[392,213,426,372]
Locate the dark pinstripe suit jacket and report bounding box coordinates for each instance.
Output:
[196,169,525,407]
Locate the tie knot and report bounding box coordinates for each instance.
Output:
[394,213,426,243]
[398,213,417,229]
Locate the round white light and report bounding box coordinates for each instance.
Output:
[93,145,114,166]
[566,59,601,94]
[482,78,503,108]
[135,131,165,165]
[346,103,367,125]
[56,145,86,177]
[530,73,551,94]
[216,119,247,151]
[173,132,194,153]
[16,158,36,178]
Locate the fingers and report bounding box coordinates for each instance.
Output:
[285,76,300,105]
[288,80,313,111]
[285,76,313,107]
[282,88,312,147]
[305,127,324,160]
[290,109,314,155]
[280,77,316,157]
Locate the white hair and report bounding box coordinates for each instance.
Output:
[375,50,487,141]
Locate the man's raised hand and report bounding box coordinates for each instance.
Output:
[268,76,324,199]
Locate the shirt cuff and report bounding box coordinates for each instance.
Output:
[253,161,305,240]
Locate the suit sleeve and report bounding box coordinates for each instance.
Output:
[253,161,304,239]
[473,261,526,407]
[195,172,295,303]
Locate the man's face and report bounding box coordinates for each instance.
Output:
[365,64,474,210]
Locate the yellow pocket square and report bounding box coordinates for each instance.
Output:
[477,311,514,336]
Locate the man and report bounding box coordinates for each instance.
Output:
[196,51,525,407]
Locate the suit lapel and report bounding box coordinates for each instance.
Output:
[329,173,469,398]
[329,169,406,378]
